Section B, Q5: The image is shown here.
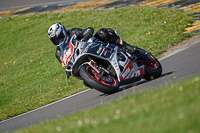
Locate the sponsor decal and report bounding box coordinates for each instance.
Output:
[103,50,107,55]
[119,59,133,81]
[97,46,103,54]
[62,35,75,65]
[122,67,130,79]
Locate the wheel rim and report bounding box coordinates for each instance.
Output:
[142,55,159,69]
[86,66,117,86]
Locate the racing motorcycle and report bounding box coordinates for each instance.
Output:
[59,34,162,94]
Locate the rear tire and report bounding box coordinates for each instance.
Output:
[142,55,162,80]
[79,65,119,94]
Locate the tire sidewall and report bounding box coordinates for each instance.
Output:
[79,65,120,94]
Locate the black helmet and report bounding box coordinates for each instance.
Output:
[48,23,68,46]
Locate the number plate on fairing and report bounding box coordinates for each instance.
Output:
[119,60,145,81]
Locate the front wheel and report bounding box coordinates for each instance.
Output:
[142,55,162,80]
[79,65,119,94]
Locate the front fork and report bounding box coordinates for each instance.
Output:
[87,59,114,83]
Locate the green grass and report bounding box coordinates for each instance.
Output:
[14,76,200,133]
[0,6,194,121]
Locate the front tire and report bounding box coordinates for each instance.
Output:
[79,65,119,94]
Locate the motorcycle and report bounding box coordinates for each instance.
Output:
[59,34,162,94]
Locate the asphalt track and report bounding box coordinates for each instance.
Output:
[1,0,200,33]
[1,39,200,132]
[0,0,88,10]
[1,0,200,132]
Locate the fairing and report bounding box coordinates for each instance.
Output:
[60,35,145,82]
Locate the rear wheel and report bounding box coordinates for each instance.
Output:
[79,65,119,94]
[142,55,162,80]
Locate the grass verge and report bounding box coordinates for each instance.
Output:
[0,6,194,121]
[14,76,200,133]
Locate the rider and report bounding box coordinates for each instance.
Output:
[48,22,140,63]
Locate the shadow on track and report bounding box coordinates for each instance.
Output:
[98,71,175,96]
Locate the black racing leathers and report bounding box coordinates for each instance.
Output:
[55,27,138,63]
[94,28,138,56]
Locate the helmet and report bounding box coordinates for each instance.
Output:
[48,22,68,46]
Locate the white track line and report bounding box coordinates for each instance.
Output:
[0,89,91,123]
[159,39,200,61]
[1,39,200,124]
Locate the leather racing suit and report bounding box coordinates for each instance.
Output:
[55,27,138,63]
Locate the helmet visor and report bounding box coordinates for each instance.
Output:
[50,30,65,46]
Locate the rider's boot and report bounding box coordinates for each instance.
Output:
[116,38,137,54]
[115,38,152,61]
[94,28,150,60]
[111,30,137,56]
